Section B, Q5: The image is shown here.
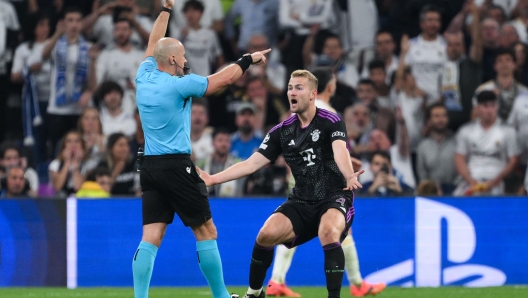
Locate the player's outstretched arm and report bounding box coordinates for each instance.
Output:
[144,0,173,58]
[197,152,271,187]
[332,140,364,190]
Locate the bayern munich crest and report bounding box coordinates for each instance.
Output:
[311,129,320,142]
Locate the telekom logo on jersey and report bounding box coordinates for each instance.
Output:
[300,148,316,166]
[365,198,506,287]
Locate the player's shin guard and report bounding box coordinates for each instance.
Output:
[196,240,230,298]
[249,242,275,290]
[132,241,158,298]
[323,242,345,298]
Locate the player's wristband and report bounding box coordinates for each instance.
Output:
[235,54,252,73]
[160,6,172,14]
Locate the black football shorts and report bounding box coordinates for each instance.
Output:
[274,192,354,248]
[140,154,211,226]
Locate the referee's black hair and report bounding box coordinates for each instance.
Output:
[182,0,205,13]
[311,67,334,94]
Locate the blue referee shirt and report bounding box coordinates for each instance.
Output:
[136,57,208,155]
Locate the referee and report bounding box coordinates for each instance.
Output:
[132,1,270,297]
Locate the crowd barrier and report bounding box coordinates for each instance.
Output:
[1,197,527,287]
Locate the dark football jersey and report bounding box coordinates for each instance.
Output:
[258,108,349,202]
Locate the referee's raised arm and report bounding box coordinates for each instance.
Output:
[144,0,174,58]
[141,0,271,94]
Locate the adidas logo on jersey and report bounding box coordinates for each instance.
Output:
[288,140,295,146]
[186,167,191,174]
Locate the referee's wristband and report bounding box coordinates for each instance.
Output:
[160,6,172,14]
[235,55,252,73]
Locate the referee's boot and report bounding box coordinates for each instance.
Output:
[243,289,265,298]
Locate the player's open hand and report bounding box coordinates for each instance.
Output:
[196,166,214,186]
[344,169,365,190]
[250,48,272,65]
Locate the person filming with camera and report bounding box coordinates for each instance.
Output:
[361,150,413,196]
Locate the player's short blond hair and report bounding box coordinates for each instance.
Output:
[291,70,318,90]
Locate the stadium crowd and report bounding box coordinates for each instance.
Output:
[0,0,528,198]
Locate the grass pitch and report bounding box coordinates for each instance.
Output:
[0,286,527,298]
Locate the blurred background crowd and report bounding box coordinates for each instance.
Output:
[1,0,528,198]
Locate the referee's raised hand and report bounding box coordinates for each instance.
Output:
[164,0,174,8]
[249,48,272,65]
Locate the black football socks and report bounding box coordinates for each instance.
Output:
[323,242,345,298]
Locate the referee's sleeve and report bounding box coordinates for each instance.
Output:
[178,74,209,98]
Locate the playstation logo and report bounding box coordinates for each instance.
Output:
[364,198,506,287]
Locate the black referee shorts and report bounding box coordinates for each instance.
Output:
[139,154,211,226]
[274,192,354,248]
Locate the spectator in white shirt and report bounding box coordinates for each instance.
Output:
[472,48,528,121]
[342,0,378,52]
[98,81,136,138]
[0,0,20,143]
[95,18,144,114]
[172,0,224,77]
[404,5,447,103]
[393,37,428,155]
[167,0,224,34]
[510,0,528,44]
[84,0,153,49]
[224,0,279,54]
[303,31,359,88]
[454,90,520,196]
[11,13,52,157]
[360,30,398,85]
[279,0,336,72]
[41,6,98,160]
[191,98,213,161]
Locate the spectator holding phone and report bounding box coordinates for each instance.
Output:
[84,0,153,49]
[360,150,413,196]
